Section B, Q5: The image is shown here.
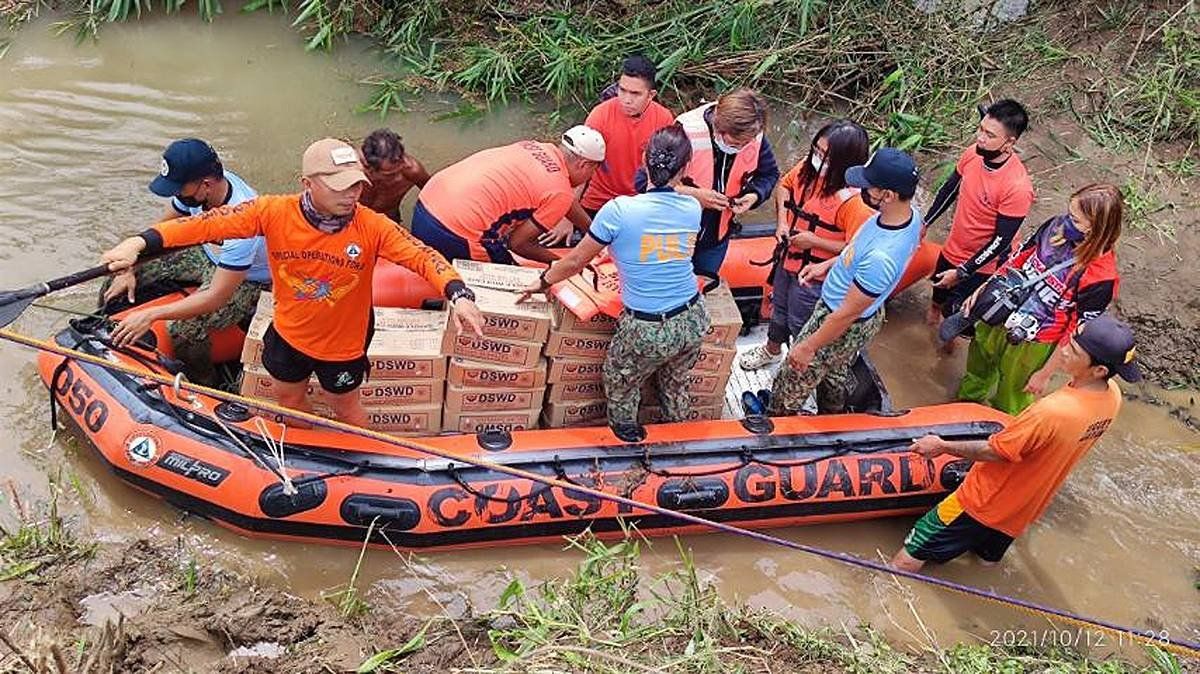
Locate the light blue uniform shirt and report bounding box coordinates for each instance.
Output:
[820,205,922,318]
[587,188,701,314]
[172,170,270,285]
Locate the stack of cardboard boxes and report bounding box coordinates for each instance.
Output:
[637,282,742,424]
[239,292,449,435]
[237,267,743,435]
[441,261,553,434]
[541,299,615,428]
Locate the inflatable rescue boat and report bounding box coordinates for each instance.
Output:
[38,303,1008,551]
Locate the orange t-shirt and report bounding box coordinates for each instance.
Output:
[957,380,1122,537]
[154,195,460,360]
[941,147,1035,273]
[580,98,676,210]
[418,141,575,260]
[778,166,876,275]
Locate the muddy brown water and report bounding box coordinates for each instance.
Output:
[0,13,1197,659]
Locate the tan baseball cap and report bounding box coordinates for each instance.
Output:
[301,138,371,191]
[561,125,606,162]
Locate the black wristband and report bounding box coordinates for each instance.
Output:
[445,280,475,304]
[538,269,553,292]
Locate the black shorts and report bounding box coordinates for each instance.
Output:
[903,492,1014,564]
[930,253,991,317]
[261,321,372,395]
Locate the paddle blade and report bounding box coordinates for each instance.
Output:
[0,290,40,329]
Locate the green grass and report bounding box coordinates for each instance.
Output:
[322,516,376,619]
[355,529,1190,672]
[7,0,1197,154]
[0,485,94,581]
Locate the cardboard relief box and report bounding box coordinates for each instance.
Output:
[366,405,443,434]
[546,380,606,403]
[442,323,544,369]
[447,358,547,390]
[445,385,547,413]
[444,409,541,434]
[543,399,608,427]
[240,365,445,406]
[453,259,542,293]
[547,357,606,384]
[465,286,553,343]
[690,347,736,374]
[544,332,613,360]
[552,300,618,334]
[701,282,743,349]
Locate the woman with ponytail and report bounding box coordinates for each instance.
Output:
[956,183,1124,413]
[520,125,709,442]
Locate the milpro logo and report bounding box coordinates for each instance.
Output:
[156,451,230,487]
[345,242,362,260]
[125,435,159,466]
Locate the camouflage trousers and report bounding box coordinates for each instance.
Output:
[767,301,884,415]
[602,300,710,426]
[101,247,267,386]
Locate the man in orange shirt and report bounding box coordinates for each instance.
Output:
[925,100,1034,334]
[101,138,484,427]
[410,126,605,265]
[891,315,1139,571]
[579,55,676,218]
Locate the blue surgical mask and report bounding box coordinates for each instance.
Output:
[713,134,741,155]
[1062,213,1086,243]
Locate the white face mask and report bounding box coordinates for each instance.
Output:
[713,134,741,155]
[810,153,826,175]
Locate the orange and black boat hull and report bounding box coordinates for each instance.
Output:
[38,319,1008,551]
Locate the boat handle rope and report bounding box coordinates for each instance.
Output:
[638,446,753,478]
[450,466,554,505]
[2,326,1197,660]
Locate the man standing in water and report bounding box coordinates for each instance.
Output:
[892,315,1137,571]
[358,128,431,223]
[101,138,484,427]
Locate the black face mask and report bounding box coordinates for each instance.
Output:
[974,144,1004,161]
[176,193,204,208]
[860,188,882,210]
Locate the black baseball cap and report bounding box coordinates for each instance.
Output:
[845,148,919,195]
[1075,315,1141,381]
[149,138,221,197]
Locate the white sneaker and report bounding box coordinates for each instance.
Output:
[739,344,783,370]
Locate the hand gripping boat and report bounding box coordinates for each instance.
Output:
[37,307,1008,551]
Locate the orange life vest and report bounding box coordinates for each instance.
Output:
[676,103,762,242]
[782,181,859,274]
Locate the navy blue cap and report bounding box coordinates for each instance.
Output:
[149,138,220,197]
[845,148,919,195]
[1075,315,1141,382]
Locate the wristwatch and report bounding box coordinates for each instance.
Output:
[537,269,553,292]
[447,285,476,304]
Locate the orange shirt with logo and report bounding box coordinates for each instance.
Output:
[153,195,460,360]
[581,98,676,210]
[419,141,575,259]
[957,380,1122,537]
[941,147,1035,274]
